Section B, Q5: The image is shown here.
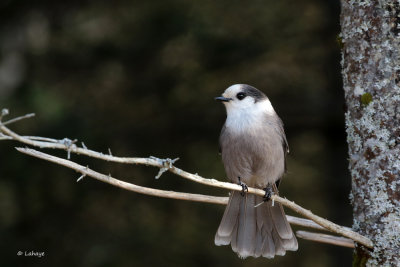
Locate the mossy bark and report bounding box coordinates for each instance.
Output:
[340,1,400,266]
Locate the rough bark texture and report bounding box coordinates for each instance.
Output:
[340,1,400,266]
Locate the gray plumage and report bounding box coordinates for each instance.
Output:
[214,84,297,259]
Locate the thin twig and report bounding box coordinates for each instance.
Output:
[0,133,12,140]
[296,230,355,248]
[286,215,329,231]
[23,136,60,143]
[1,113,35,126]
[76,174,86,182]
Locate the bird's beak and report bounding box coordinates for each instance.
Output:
[214,96,232,102]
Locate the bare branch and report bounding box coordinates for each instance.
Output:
[15,147,355,248]
[14,146,373,248]
[0,113,373,248]
[296,230,355,248]
[16,147,228,205]
[1,113,36,126]
[286,215,328,231]
[23,136,60,143]
[0,109,35,126]
[272,196,372,248]
[1,123,163,164]
[0,133,12,140]
[6,143,352,234]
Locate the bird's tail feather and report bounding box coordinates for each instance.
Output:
[215,191,297,259]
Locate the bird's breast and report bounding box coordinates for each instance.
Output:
[220,126,285,187]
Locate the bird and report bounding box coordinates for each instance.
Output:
[214,84,298,259]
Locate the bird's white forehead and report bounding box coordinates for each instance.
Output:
[223,84,243,97]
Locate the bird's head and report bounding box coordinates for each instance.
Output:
[215,84,275,118]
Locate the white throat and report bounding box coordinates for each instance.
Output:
[224,99,275,133]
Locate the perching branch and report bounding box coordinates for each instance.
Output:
[15,147,355,248]
[0,110,373,249]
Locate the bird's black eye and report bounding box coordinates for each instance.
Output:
[236,92,246,100]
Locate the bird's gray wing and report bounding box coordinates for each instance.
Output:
[277,116,289,155]
[275,116,289,188]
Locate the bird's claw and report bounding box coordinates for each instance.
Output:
[238,176,248,196]
[263,185,273,202]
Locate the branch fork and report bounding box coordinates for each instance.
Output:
[150,156,180,179]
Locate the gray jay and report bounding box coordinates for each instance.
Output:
[214,84,298,258]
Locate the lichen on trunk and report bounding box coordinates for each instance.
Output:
[340,0,400,266]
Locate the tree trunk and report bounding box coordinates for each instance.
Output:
[340,1,400,266]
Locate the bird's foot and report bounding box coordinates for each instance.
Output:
[238,176,248,196]
[263,185,273,202]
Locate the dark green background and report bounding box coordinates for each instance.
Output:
[0,0,351,266]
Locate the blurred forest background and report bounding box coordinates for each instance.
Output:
[0,0,350,266]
